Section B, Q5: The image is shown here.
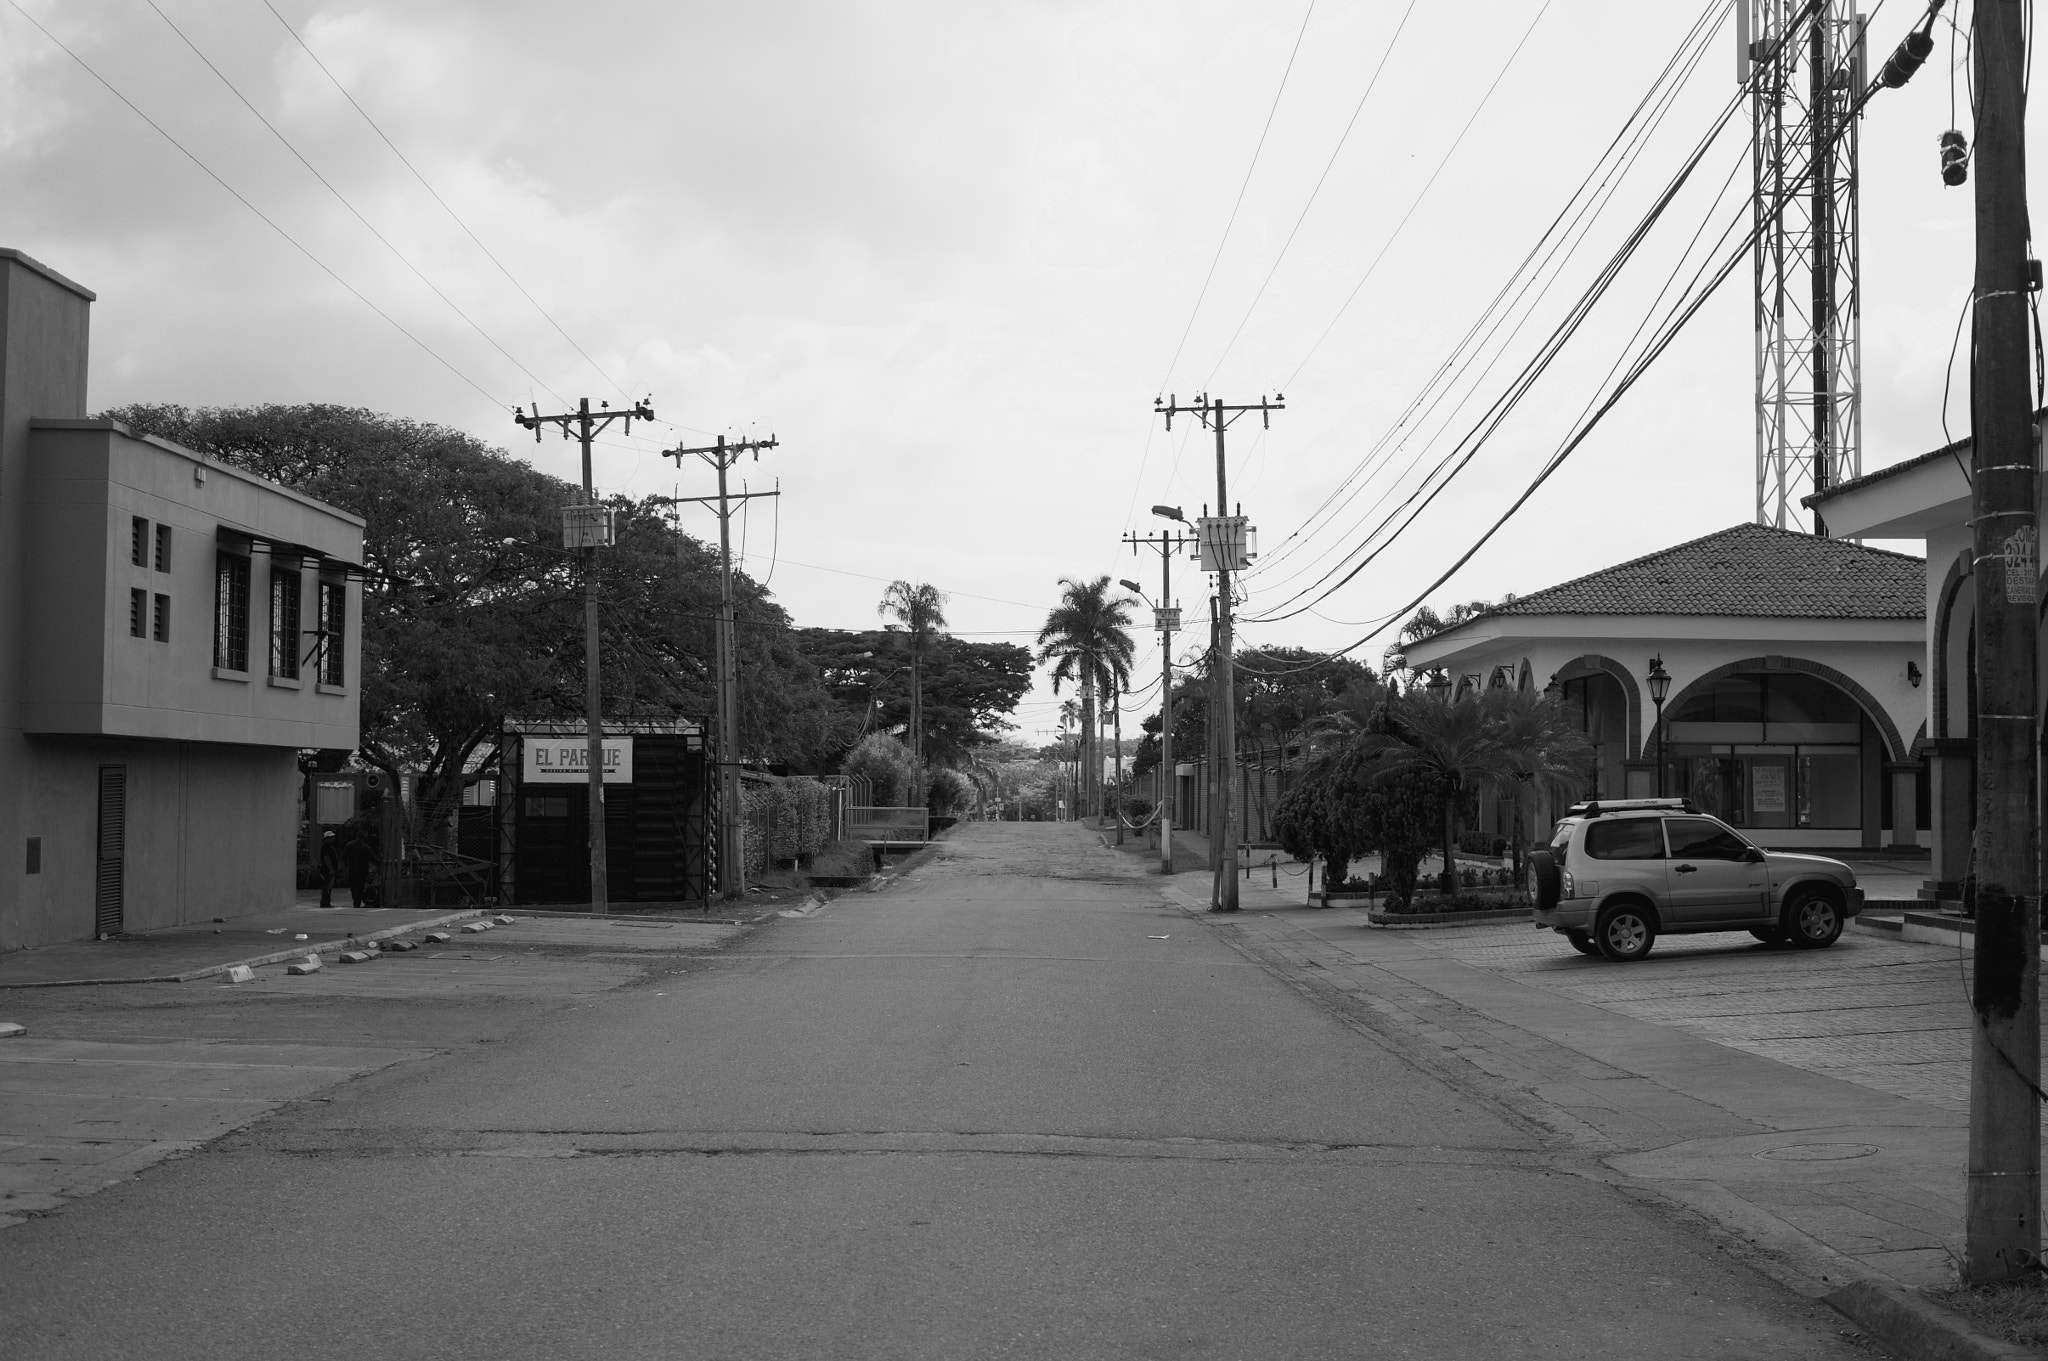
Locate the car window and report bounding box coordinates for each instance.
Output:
[1549,823,1574,850]
[1584,818,1665,861]
[1665,816,1752,861]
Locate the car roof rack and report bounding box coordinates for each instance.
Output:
[1563,797,1700,819]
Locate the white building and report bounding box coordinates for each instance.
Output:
[1400,523,1927,851]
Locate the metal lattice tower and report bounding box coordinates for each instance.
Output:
[1745,1,1864,534]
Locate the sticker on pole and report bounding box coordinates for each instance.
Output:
[2005,524,2039,604]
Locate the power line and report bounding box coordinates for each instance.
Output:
[1249,0,1729,588]
[1196,0,1423,389]
[147,1,577,408]
[257,0,640,410]
[3,0,508,407]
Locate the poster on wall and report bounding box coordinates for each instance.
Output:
[1751,763,1787,814]
[523,736,633,784]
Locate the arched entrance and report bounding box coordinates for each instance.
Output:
[1555,657,1636,800]
[1660,664,1893,846]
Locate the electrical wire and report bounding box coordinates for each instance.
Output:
[1196,0,1424,387]
[146,1,576,408]
[1248,0,1730,588]
[3,0,510,407]
[256,0,644,411]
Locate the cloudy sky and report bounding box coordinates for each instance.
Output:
[0,0,2015,741]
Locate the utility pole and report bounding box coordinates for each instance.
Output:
[659,435,780,901]
[1125,522,1194,875]
[515,397,655,912]
[1155,393,1281,912]
[1964,0,2039,1287]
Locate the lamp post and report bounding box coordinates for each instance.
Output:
[1426,669,1452,702]
[1647,656,1672,797]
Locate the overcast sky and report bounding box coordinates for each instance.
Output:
[0,0,2018,742]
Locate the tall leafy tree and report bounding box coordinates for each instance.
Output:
[877,580,948,766]
[793,628,1032,768]
[1364,691,1513,895]
[1036,575,1137,820]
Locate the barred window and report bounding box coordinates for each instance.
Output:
[269,564,302,680]
[128,588,147,639]
[154,524,171,572]
[316,580,346,686]
[130,517,148,567]
[214,551,249,671]
[152,593,169,643]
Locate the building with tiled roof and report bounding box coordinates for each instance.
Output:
[1401,522,1927,853]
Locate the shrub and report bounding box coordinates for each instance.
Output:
[842,732,921,807]
[742,777,833,874]
[926,766,973,818]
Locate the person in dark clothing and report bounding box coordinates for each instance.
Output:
[342,832,377,909]
[317,831,342,908]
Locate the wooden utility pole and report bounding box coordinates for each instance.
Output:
[1155,393,1282,911]
[1125,526,1194,875]
[514,397,654,912]
[659,435,779,901]
[1965,0,2041,1286]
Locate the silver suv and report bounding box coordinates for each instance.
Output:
[1527,798,1864,961]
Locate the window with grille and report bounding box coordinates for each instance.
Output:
[152,593,169,643]
[317,579,345,686]
[269,564,302,679]
[130,517,148,567]
[128,588,147,639]
[154,524,171,572]
[214,551,250,671]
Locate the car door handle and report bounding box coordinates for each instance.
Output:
[1674,864,1698,873]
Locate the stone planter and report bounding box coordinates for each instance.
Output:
[1365,906,1532,928]
[1308,891,1377,908]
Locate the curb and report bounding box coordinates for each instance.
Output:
[0,908,491,988]
[1364,907,1532,928]
[1825,1280,2038,1361]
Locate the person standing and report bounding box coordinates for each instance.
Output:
[342,830,377,909]
[317,830,342,909]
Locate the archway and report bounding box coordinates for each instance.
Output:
[1658,658,1900,846]
[1553,654,1639,800]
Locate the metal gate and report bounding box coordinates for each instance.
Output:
[95,765,126,936]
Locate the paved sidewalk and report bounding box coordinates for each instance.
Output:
[1161,871,2025,1298]
[0,903,495,987]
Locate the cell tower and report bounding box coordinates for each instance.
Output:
[1743,1,1865,534]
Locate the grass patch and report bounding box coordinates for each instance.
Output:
[1924,1280,2048,1352]
[805,840,874,882]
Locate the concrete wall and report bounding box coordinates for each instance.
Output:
[10,737,296,945]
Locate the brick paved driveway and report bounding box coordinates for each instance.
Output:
[1395,926,1996,1113]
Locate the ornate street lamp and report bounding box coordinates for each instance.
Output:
[1426,668,1452,702]
[1647,656,1672,797]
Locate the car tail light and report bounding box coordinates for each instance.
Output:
[1561,869,1575,899]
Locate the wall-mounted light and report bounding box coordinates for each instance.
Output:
[1907,659,1922,688]
[193,462,207,485]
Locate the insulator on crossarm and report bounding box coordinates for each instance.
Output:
[1940,129,1969,187]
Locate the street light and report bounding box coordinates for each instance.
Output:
[1647,656,1672,797]
[1426,669,1452,702]
[1151,505,1186,523]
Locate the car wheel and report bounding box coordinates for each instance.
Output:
[1749,926,1789,945]
[1787,891,1844,948]
[1594,902,1656,961]
[1565,929,1600,956]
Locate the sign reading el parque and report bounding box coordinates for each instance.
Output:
[523,737,633,784]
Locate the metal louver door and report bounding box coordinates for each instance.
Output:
[95,765,126,937]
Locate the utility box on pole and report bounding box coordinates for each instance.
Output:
[559,505,614,550]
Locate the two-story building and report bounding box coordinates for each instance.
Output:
[0,248,364,950]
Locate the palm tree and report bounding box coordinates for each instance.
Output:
[1483,689,1595,879]
[1365,690,1512,895]
[1037,575,1137,823]
[877,580,948,769]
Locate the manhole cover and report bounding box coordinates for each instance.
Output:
[1756,1143,1882,1162]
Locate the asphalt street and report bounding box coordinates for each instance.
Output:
[4,822,1875,1359]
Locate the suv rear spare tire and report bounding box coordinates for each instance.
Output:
[1594,901,1657,961]
[1529,849,1561,912]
